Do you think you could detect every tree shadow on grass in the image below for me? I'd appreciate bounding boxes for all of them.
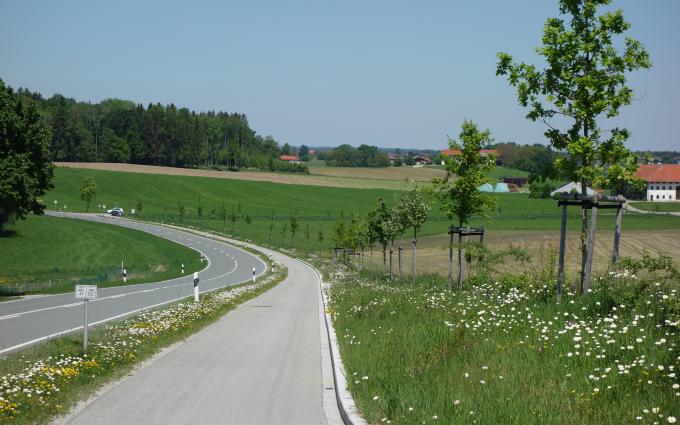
[0,229,18,238]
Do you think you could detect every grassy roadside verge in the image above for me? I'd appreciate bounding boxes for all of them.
[322,264,679,424]
[0,259,286,424]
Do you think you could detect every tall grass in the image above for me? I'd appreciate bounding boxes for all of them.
[324,262,679,424]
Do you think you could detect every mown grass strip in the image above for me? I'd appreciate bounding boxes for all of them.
[0,259,287,424]
[323,265,679,425]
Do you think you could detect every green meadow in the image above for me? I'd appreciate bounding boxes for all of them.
[0,214,202,295]
[43,167,680,254]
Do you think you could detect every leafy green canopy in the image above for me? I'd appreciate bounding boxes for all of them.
[79,176,97,212]
[0,79,54,230]
[496,0,651,189]
[429,121,497,226]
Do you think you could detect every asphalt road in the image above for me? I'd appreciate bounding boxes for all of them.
[0,213,267,355]
[59,254,332,425]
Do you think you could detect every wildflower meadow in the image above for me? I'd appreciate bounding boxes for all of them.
[325,262,679,424]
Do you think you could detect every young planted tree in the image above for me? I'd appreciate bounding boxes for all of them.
[381,215,402,278]
[289,210,299,249]
[228,207,239,233]
[79,176,97,212]
[178,203,186,221]
[395,189,431,283]
[304,224,311,252]
[332,210,347,261]
[429,120,497,289]
[496,0,650,293]
[317,227,324,257]
[367,199,391,273]
[219,201,227,233]
[269,211,275,244]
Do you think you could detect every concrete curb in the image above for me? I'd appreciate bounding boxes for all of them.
[301,260,369,425]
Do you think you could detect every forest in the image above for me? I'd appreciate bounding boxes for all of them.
[11,83,306,173]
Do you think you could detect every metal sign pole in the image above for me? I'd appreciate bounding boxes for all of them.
[83,299,89,353]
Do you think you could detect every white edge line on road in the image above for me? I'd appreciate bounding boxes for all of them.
[0,216,268,355]
[0,264,259,356]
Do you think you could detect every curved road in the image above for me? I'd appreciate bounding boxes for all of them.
[0,213,267,355]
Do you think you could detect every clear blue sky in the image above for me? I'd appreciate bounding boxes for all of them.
[1,0,678,150]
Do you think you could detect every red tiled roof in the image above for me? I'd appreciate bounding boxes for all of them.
[280,155,300,161]
[441,149,498,156]
[636,164,680,182]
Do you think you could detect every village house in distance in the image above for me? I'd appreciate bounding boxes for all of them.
[636,164,680,201]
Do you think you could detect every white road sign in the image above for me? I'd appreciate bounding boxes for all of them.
[75,285,98,300]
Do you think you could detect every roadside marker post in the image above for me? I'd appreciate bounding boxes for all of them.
[75,285,98,353]
[252,267,256,282]
[181,263,185,274]
[123,268,127,283]
[193,272,200,302]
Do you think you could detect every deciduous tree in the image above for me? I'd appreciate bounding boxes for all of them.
[496,0,651,293]
[79,176,97,212]
[0,79,53,232]
[429,120,496,289]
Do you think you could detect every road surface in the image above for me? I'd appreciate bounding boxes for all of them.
[59,253,334,425]
[0,213,266,355]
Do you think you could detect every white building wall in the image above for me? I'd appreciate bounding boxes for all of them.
[646,182,679,201]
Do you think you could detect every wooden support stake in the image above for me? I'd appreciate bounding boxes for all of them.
[612,205,622,267]
[448,226,454,290]
[583,200,598,293]
[557,200,568,302]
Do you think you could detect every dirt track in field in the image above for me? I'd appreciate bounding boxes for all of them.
[363,229,680,280]
[54,162,418,190]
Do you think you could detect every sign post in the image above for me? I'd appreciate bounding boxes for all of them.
[75,285,98,353]
[193,272,199,302]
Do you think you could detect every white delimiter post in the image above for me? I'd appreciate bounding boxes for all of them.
[123,268,127,283]
[252,267,256,282]
[181,263,185,274]
[193,272,199,302]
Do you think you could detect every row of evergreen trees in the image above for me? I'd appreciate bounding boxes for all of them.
[13,85,302,172]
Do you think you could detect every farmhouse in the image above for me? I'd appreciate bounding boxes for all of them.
[280,155,301,164]
[636,164,680,202]
[413,156,433,166]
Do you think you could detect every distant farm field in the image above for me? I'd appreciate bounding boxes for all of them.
[45,167,680,262]
[55,162,417,190]
[364,228,680,280]
[0,215,202,295]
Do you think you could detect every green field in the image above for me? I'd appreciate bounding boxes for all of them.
[630,201,680,213]
[0,214,203,295]
[44,167,680,254]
